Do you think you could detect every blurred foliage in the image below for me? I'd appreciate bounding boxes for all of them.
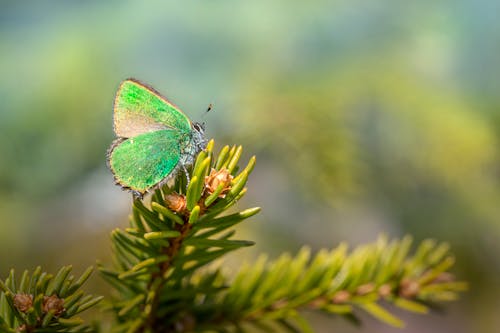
[239,64,499,242]
[0,1,498,332]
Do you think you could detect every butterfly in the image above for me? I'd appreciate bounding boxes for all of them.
[107,78,207,197]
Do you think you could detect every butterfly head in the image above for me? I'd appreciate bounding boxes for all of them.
[191,121,207,152]
[192,121,205,133]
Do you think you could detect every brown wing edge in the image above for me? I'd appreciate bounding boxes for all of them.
[112,78,189,138]
[106,137,184,199]
[116,78,184,115]
[106,137,144,198]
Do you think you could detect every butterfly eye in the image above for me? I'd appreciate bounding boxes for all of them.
[193,122,205,132]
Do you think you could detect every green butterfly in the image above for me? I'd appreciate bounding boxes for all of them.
[107,79,207,197]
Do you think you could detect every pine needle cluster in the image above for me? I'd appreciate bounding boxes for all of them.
[0,266,101,332]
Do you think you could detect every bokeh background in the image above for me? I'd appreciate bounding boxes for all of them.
[1,1,499,332]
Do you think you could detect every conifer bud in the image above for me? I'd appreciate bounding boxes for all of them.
[165,192,187,214]
[43,295,65,316]
[13,294,33,312]
[205,168,233,197]
[399,278,420,298]
[378,284,392,297]
[356,283,375,295]
[332,290,351,303]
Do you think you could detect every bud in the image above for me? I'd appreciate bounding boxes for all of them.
[164,192,187,214]
[399,278,420,298]
[378,284,392,298]
[309,297,327,309]
[204,168,233,198]
[13,294,33,312]
[332,290,351,303]
[43,295,65,316]
[356,283,375,295]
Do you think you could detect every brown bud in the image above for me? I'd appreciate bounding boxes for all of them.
[270,299,288,310]
[13,294,33,312]
[332,290,351,303]
[309,297,327,309]
[356,283,375,295]
[378,284,392,298]
[164,193,187,214]
[42,295,65,316]
[204,168,233,198]
[399,278,420,298]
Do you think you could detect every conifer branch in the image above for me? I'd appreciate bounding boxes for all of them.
[0,266,101,333]
[100,140,259,332]
[100,140,466,332]
[197,235,467,331]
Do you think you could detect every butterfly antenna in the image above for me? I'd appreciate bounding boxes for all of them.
[206,103,213,113]
[201,103,214,119]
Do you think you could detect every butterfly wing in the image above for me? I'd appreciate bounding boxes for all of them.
[108,129,184,193]
[113,78,192,138]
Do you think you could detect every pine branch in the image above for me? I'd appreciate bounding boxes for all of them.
[99,140,259,333]
[196,235,467,331]
[0,266,102,333]
[101,140,466,332]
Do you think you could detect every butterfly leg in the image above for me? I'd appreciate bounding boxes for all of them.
[182,163,191,184]
[131,190,144,200]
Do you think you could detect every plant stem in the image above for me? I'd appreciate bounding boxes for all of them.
[139,213,193,333]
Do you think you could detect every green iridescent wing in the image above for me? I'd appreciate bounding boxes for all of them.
[113,79,192,138]
[108,129,183,193]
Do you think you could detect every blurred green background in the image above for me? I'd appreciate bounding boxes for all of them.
[1,1,499,332]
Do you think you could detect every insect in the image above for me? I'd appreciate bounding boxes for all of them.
[107,78,207,197]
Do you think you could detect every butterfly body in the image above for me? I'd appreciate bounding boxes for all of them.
[107,79,206,196]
